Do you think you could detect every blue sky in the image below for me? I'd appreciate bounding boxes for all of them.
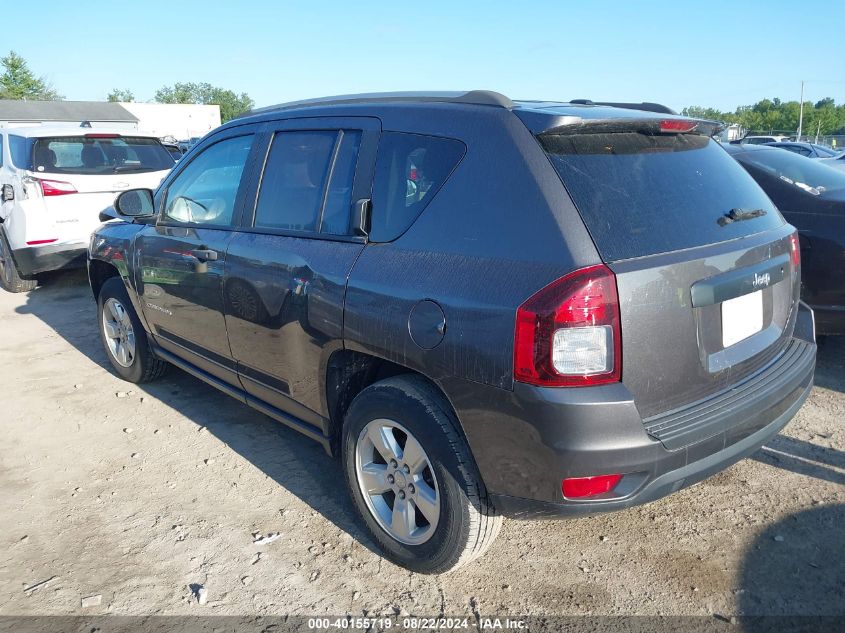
[6,0,845,111]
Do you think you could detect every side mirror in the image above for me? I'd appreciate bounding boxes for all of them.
[2,184,13,202]
[351,198,371,239]
[115,188,155,218]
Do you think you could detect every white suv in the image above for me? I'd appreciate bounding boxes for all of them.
[0,127,174,292]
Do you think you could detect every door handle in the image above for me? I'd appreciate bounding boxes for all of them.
[190,248,218,262]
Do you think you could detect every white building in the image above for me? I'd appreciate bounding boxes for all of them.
[0,100,221,141]
[118,102,220,140]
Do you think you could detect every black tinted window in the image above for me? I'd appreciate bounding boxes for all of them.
[783,145,812,157]
[540,133,784,261]
[370,133,465,242]
[254,131,336,231]
[164,134,254,226]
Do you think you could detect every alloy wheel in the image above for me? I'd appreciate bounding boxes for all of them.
[355,419,440,545]
[102,297,136,368]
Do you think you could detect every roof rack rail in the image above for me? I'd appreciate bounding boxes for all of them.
[569,99,677,115]
[243,90,513,118]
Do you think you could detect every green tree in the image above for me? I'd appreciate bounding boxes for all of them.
[680,106,732,122]
[106,88,134,102]
[154,81,253,122]
[684,97,845,137]
[0,51,62,100]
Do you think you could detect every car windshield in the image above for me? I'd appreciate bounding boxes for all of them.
[737,147,845,196]
[811,144,838,157]
[30,135,174,175]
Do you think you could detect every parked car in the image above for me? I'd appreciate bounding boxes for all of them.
[725,143,845,335]
[88,91,816,573]
[820,151,845,172]
[731,134,791,145]
[177,137,201,154]
[765,141,839,159]
[0,127,174,292]
[161,143,184,162]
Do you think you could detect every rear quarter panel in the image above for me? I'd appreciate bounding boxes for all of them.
[344,105,601,392]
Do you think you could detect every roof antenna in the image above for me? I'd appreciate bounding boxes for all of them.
[80,120,92,128]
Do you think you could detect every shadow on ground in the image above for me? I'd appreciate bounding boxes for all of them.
[15,269,378,555]
[753,435,845,486]
[737,503,845,630]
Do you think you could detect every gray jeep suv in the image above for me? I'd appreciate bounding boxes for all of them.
[88,91,816,573]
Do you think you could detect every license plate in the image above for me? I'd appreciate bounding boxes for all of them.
[722,290,763,347]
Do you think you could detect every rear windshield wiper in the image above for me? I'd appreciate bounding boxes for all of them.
[718,208,767,227]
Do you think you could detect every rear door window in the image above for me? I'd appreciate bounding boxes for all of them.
[252,129,362,235]
[321,131,361,235]
[370,133,465,242]
[30,136,174,174]
[539,133,784,261]
[254,131,337,232]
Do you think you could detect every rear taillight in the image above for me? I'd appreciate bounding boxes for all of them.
[563,474,622,499]
[514,264,622,387]
[789,232,801,267]
[38,179,78,197]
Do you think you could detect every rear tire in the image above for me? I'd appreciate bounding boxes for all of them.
[342,375,501,574]
[98,277,168,383]
[0,231,37,293]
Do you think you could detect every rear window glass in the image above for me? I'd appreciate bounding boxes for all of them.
[370,133,465,242]
[735,147,845,197]
[540,133,784,261]
[29,136,174,175]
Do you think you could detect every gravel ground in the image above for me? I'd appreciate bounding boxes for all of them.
[0,269,842,619]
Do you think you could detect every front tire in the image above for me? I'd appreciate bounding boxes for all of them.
[0,231,37,293]
[342,375,501,574]
[98,277,168,383]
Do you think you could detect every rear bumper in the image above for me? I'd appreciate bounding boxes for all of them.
[455,302,817,519]
[11,242,87,276]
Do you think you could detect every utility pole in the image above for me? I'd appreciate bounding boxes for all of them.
[815,120,821,144]
[797,80,805,141]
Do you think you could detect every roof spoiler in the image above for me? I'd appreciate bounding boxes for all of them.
[569,99,677,115]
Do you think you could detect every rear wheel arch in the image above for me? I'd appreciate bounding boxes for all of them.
[324,350,474,460]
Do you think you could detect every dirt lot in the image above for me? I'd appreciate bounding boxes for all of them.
[0,269,842,619]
